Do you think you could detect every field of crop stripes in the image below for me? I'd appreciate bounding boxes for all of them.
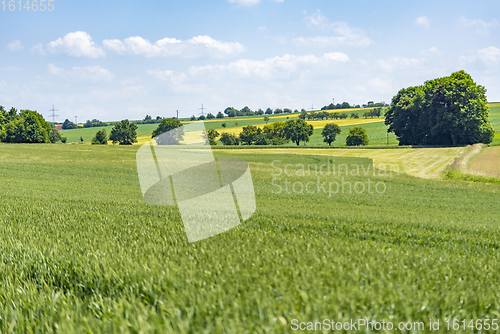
[1,144,500,333]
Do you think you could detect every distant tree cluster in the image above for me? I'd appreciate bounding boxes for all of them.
[321,101,359,110]
[221,106,299,118]
[362,101,389,108]
[84,119,107,128]
[134,115,164,124]
[385,70,494,146]
[216,119,313,146]
[0,106,64,143]
[362,108,382,118]
[62,119,78,130]
[320,101,388,110]
[299,111,349,121]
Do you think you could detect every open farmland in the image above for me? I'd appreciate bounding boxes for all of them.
[59,103,498,148]
[1,143,500,333]
[468,146,500,178]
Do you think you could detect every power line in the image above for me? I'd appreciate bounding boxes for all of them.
[198,104,206,116]
[49,105,58,123]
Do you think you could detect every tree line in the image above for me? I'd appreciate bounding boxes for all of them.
[0,106,65,143]
[209,120,368,147]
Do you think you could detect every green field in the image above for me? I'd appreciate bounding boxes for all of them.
[488,103,500,146]
[1,143,500,333]
[61,103,499,148]
[59,108,385,146]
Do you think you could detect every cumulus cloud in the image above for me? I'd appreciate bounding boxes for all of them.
[295,11,372,47]
[147,69,186,85]
[7,40,24,52]
[103,35,245,58]
[47,63,114,81]
[188,52,349,80]
[459,46,500,69]
[47,31,106,58]
[415,16,430,29]
[459,16,499,34]
[477,46,500,62]
[30,43,46,55]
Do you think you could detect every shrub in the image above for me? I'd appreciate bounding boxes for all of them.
[220,132,240,145]
[346,127,369,146]
[91,129,108,145]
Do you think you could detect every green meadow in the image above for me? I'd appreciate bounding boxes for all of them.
[60,103,499,147]
[1,143,500,333]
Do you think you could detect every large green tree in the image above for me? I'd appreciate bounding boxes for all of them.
[385,70,494,145]
[151,118,184,145]
[239,125,262,145]
[109,120,138,145]
[346,127,369,146]
[206,129,219,145]
[321,123,342,146]
[283,119,313,146]
[0,109,51,143]
[262,121,289,145]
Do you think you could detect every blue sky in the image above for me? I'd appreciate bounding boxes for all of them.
[1,0,499,122]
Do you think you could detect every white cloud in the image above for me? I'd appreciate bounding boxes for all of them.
[147,70,186,85]
[377,57,428,72]
[103,35,245,58]
[428,47,439,54]
[188,52,349,80]
[459,46,500,69]
[7,40,24,52]
[295,11,372,47]
[459,16,499,34]
[47,31,106,58]
[257,26,268,33]
[415,16,430,29]
[304,10,334,31]
[477,46,500,63]
[47,64,114,81]
[323,52,350,62]
[30,43,46,55]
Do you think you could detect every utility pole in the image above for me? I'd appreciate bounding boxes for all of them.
[49,105,58,123]
[199,104,206,116]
